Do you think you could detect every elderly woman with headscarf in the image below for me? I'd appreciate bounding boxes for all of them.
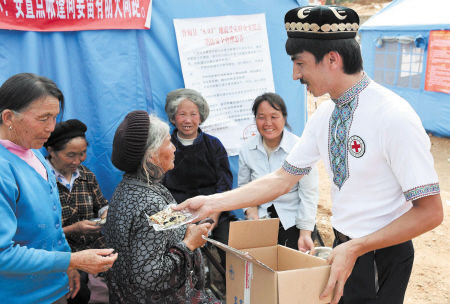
[162,89,235,268]
[0,73,117,304]
[45,119,110,304]
[104,110,220,304]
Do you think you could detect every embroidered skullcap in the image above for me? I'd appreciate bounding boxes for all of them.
[284,5,359,40]
[111,110,150,173]
[45,119,87,148]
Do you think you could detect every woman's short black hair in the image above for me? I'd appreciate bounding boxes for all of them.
[252,92,288,119]
[252,92,290,130]
[285,37,363,75]
[0,73,64,124]
[44,119,88,152]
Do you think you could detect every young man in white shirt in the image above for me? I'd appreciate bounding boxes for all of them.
[175,5,443,304]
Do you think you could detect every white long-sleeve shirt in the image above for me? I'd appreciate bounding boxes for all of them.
[238,130,319,231]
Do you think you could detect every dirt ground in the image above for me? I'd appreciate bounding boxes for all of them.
[307,2,450,297]
[310,2,450,303]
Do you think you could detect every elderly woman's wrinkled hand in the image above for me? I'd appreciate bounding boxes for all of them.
[66,269,80,299]
[183,223,211,251]
[76,220,103,234]
[69,248,118,275]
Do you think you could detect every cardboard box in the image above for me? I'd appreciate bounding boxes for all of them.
[206,218,332,304]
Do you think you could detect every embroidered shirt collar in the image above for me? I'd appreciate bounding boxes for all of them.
[332,73,370,107]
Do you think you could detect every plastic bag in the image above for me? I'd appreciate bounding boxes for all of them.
[89,206,109,225]
[145,204,198,231]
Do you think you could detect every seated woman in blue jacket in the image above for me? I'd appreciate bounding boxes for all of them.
[238,92,319,252]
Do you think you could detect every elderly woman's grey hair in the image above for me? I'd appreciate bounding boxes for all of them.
[165,88,210,123]
[138,115,170,182]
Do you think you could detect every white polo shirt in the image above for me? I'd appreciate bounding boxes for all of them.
[284,76,440,238]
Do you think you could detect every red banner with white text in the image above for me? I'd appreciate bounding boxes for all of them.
[0,0,151,31]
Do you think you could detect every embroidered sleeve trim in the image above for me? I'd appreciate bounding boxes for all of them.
[404,183,440,201]
[282,160,312,176]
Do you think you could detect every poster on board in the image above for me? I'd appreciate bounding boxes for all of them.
[174,13,275,156]
[425,30,450,94]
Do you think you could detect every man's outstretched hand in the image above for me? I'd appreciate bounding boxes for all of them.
[173,195,214,223]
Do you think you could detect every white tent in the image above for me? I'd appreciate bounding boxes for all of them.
[359,0,450,137]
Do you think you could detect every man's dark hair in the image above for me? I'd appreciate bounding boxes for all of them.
[285,38,363,74]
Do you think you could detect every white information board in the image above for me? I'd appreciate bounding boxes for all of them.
[174,14,275,155]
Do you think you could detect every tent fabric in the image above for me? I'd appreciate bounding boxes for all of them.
[359,0,450,138]
[0,0,309,204]
[361,0,450,30]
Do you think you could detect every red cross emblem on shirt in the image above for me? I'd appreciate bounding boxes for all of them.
[351,140,361,153]
[348,135,365,158]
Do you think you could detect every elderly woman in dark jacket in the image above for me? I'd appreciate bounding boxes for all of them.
[162,89,235,268]
[104,110,220,304]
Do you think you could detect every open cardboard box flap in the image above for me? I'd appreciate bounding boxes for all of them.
[229,218,279,249]
[203,236,274,272]
[205,218,333,303]
[203,218,280,272]
[204,218,328,272]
